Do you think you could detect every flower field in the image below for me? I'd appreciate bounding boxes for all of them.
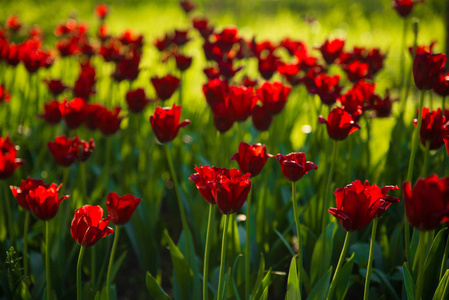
[1,0,449,299]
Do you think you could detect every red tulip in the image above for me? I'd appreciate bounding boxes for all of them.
[112,53,141,82]
[329,180,400,231]
[403,175,449,231]
[179,0,195,13]
[392,0,420,18]
[71,205,114,247]
[6,15,22,32]
[10,178,47,211]
[309,74,342,106]
[39,100,62,124]
[211,102,234,133]
[192,17,214,39]
[0,84,11,104]
[73,61,96,99]
[414,108,449,149]
[276,152,317,182]
[338,90,365,122]
[59,97,86,130]
[106,192,142,225]
[228,86,258,122]
[319,107,361,140]
[47,135,95,167]
[413,52,446,90]
[203,79,229,107]
[231,143,273,177]
[433,72,449,97]
[189,165,223,204]
[370,91,396,118]
[27,183,70,220]
[214,26,239,53]
[342,60,370,83]
[150,104,191,143]
[172,30,190,47]
[126,88,152,113]
[94,106,123,135]
[318,38,345,65]
[257,81,291,115]
[151,74,180,101]
[174,53,193,71]
[211,169,251,215]
[44,79,68,97]
[251,105,273,132]
[95,3,109,19]
[0,136,23,179]
[258,53,280,80]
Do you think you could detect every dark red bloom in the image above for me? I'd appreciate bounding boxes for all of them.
[71,205,114,247]
[0,84,11,104]
[240,76,258,88]
[342,60,370,83]
[218,61,243,80]
[276,152,317,182]
[257,81,291,115]
[277,63,301,86]
[228,86,258,122]
[174,53,192,71]
[59,97,86,129]
[151,74,180,101]
[106,192,142,225]
[409,41,437,57]
[44,79,68,97]
[279,37,308,56]
[329,180,400,231]
[47,135,95,167]
[27,183,70,220]
[126,88,151,113]
[214,26,239,53]
[392,0,420,18]
[319,107,361,140]
[6,15,22,32]
[203,66,221,80]
[258,53,280,80]
[112,52,141,82]
[414,108,449,149]
[0,136,23,179]
[179,0,195,13]
[192,17,214,39]
[203,79,228,107]
[95,106,123,136]
[404,174,449,231]
[231,142,273,177]
[318,38,345,65]
[10,178,47,211]
[211,169,251,215]
[338,90,365,122]
[189,165,222,204]
[73,61,96,99]
[172,30,190,47]
[309,74,342,106]
[95,3,109,19]
[370,91,396,118]
[251,105,273,132]
[433,72,449,97]
[211,102,234,133]
[413,52,447,90]
[83,103,102,130]
[150,104,191,143]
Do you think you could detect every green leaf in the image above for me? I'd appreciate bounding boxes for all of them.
[424,228,447,271]
[310,223,337,285]
[252,253,265,296]
[258,286,269,300]
[275,229,295,256]
[334,252,355,300]
[285,256,299,300]
[403,262,415,300]
[163,230,193,300]
[221,268,232,300]
[231,254,243,300]
[253,269,272,300]
[99,285,116,300]
[306,267,332,300]
[433,269,449,300]
[371,269,400,300]
[146,272,171,300]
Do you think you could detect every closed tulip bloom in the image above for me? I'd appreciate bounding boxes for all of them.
[203,79,229,107]
[0,136,24,179]
[59,97,86,130]
[309,74,342,106]
[27,183,70,220]
[276,152,317,182]
[329,180,400,231]
[404,175,449,231]
[44,79,67,97]
[189,165,224,204]
[71,205,114,247]
[414,108,449,149]
[40,100,62,125]
[251,105,273,132]
[211,169,251,215]
[257,81,291,115]
[211,102,234,133]
[174,53,193,71]
[151,74,180,101]
[106,192,142,225]
[95,3,109,19]
[392,0,420,18]
[10,178,47,210]
[228,86,258,122]
[180,0,195,13]
[48,135,95,166]
[126,88,152,113]
[433,72,449,97]
[95,106,123,135]
[413,52,447,90]
[318,38,345,65]
[319,107,361,140]
[342,60,370,83]
[231,142,273,177]
[150,104,191,143]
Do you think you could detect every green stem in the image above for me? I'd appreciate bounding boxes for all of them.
[106,226,120,300]
[415,231,429,300]
[203,204,215,300]
[421,140,430,177]
[322,140,338,233]
[217,214,230,300]
[327,231,352,300]
[4,182,15,245]
[245,188,252,300]
[399,18,408,93]
[363,218,378,300]
[164,143,191,264]
[404,90,426,268]
[46,221,51,300]
[80,162,88,202]
[439,228,449,280]
[77,246,86,300]
[23,211,30,279]
[292,181,303,299]
[365,117,371,177]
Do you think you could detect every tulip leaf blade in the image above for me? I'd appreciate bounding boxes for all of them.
[402,262,415,300]
[253,268,272,300]
[306,267,332,300]
[424,228,447,271]
[433,269,449,300]
[252,253,265,296]
[145,271,172,300]
[285,256,299,300]
[334,252,355,300]
[310,222,337,285]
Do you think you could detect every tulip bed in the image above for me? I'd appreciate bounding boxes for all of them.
[1,1,449,300]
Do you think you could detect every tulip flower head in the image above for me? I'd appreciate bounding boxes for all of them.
[276,152,317,182]
[150,104,191,143]
[189,165,225,204]
[126,88,152,113]
[403,175,449,231]
[151,74,180,101]
[71,205,114,247]
[257,81,291,115]
[413,52,446,90]
[27,183,70,221]
[318,38,345,65]
[329,180,400,231]
[231,143,273,177]
[10,178,47,211]
[106,192,142,225]
[319,107,361,140]
[414,108,449,149]
[392,0,422,18]
[47,135,95,167]
[0,136,23,179]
